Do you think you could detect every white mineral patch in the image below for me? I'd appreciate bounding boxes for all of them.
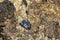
[0,0,3,2]
[17,16,23,23]
[13,0,22,11]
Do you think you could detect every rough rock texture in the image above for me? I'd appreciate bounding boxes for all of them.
[0,0,60,40]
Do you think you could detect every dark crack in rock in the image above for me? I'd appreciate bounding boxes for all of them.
[22,0,27,7]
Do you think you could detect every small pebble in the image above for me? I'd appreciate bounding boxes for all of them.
[19,20,31,30]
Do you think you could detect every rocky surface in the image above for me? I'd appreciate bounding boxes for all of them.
[0,0,60,40]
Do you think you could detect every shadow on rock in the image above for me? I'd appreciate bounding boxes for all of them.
[0,0,16,40]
